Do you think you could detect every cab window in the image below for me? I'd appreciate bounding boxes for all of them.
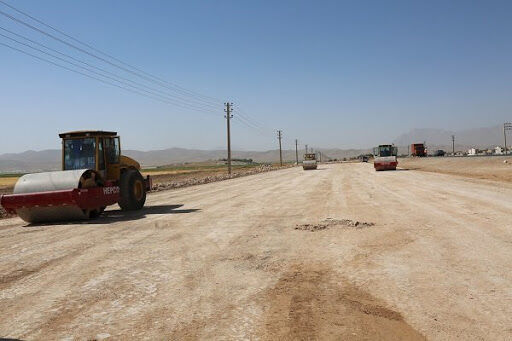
[64,138,96,170]
[105,137,120,163]
[98,138,105,170]
[379,146,392,157]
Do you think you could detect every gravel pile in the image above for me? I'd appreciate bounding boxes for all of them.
[295,218,375,232]
[151,165,290,192]
[324,218,375,228]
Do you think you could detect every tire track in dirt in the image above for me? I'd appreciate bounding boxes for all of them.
[0,246,93,290]
[259,263,425,340]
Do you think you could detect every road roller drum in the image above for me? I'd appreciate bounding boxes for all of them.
[11,170,103,223]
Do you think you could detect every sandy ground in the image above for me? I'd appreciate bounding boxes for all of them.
[399,156,512,182]
[1,163,512,340]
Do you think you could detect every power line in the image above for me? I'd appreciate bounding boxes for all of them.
[234,113,262,130]
[228,105,277,138]
[0,30,222,113]
[0,1,303,149]
[0,41,220,116]
[0,6,222,109]
[237,106,298,144]
[236,115,274,137]
[0,0,223,106]
[0,32,283,141]
[236,107,273,131]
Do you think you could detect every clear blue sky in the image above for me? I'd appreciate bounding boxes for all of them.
[1,0,511,153]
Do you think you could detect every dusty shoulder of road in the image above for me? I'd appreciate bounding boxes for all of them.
[399,156,512,182]
[146,164,292,192]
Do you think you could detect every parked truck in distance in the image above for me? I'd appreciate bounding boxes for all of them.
[410,143,426,157]
[303,153,318,170]
[373,145,398,171]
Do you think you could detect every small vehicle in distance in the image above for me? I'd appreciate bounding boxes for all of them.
[303,153,318,170]
[373,145,398,171]
[410,143,427,157]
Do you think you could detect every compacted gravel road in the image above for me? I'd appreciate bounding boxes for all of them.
[1,163,511,340]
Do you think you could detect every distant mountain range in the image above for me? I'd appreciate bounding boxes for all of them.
[0,147,370,173]
[0,124,507,173]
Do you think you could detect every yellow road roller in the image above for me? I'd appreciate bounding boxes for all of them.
[0,131,152,223]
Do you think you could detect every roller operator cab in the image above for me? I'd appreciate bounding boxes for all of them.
[0,131,152,223]
[373,145,398,171]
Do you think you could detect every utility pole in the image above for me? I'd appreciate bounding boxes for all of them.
[305,144,308,153]
[451,135,455,155]
[224,102,233,175]
[277,130,283,166]
[295,139,299,165]
[505,123,512,155]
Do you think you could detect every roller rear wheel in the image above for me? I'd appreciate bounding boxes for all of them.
[118,169,146,210]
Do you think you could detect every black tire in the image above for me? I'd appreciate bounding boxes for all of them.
[89,208,102,219]
[118,169,146,211]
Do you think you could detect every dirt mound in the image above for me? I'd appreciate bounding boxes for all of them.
[294,223,329,231]
[325,218,375,228]
[295,218,375,232]
[260,263,424,340]
[151,165,291,192]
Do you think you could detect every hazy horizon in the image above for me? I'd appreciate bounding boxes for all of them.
[0,122,506,156]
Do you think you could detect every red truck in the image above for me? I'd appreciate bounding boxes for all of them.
[410,143,426,157]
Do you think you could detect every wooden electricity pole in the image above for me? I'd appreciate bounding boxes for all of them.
[295,139,299,165]
[504,123,512,155]
[451,135,455,155]
[277,130,283,166]
[224,102,233,175]
[505,126,507,155]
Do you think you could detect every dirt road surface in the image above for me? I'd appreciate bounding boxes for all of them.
[1,163,511,340]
